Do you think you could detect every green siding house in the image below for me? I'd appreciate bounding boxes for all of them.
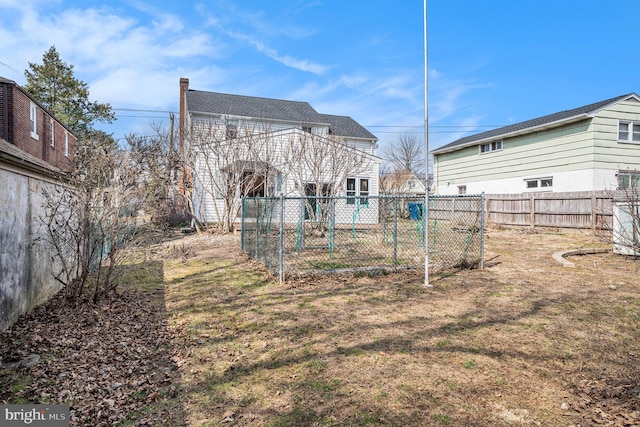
[432,93,640,195]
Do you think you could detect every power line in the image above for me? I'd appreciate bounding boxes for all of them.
[110,107,505,133]
[116,115,172,119]
[366,125,503,129]
[113,108,176,114]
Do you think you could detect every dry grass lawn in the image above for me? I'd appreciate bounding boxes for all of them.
[160,227,640,426]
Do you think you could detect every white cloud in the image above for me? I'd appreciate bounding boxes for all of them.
[225,30,328,75]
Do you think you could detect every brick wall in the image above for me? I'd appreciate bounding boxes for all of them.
[0,80,76,172]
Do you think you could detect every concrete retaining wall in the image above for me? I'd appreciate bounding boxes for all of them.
[0,165,63,331]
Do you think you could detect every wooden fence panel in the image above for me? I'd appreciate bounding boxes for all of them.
[485,191,614,230]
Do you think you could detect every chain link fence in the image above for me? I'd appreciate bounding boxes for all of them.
[241,195,484,282]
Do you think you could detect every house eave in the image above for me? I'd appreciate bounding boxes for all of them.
[432,113,592,156]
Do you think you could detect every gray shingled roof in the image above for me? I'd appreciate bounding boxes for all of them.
[318,114,377,140]
[186,90,377,140]
[433,93,639,154]
[186,90,325,124]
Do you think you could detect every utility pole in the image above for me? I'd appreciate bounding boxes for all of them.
[424,0,431,287]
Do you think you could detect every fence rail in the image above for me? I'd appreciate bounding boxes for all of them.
[485,191,614,229]
[241,195,485,282]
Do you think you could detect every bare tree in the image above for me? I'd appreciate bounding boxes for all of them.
[286,130,373,229]
[40,136,145,302]
[384,133,424,175]
[185,117,291,233]
[126,122,187,229]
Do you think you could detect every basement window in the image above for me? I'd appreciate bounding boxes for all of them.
[618,170,640,190]
[525,177,553,189]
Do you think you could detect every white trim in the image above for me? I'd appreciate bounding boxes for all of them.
[64,131,69,157]
[345,177,369,205]
[524,176,553,191]
[618,119,640,144]
[29,102,39,140]
[478,140,503,154]
[50,118,55,147]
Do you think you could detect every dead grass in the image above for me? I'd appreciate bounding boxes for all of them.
[160,226,640,426]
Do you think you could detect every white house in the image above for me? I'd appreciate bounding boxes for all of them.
[432,93,640,195]
[178,78,380,228]
[380,171,426,197]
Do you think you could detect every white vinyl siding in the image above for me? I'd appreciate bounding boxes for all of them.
[189,122,379,224]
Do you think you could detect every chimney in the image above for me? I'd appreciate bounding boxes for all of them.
[179,77,189,154]
[178,78,189,198]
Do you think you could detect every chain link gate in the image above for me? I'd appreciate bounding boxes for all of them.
[241,194,484,282]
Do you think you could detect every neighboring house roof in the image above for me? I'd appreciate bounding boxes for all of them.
[186,90,325,124]
[433,93,640,155]
[318,114,377,140]
[185,89,377,141]
[0,76,78,138]
[0,137,64,177]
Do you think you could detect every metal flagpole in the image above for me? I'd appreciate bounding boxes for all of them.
[424,0,431,287]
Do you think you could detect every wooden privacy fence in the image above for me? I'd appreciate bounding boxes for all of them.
[485,191,614,229]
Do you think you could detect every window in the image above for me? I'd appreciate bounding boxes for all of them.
[525,177,553,189]
[618,121,640,143]
[226,120,238,139]
[458,185,467,195]
[50,119,55,147]
[30,102,38,140]
[346,178,369,205]
[359,178,369,204]
[64,131,69,157]
[479,140,502,153]
[346,178,356,204]
[618,170,640,190]
[302,126,312,133]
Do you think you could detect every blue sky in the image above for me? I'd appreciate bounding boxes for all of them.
[1,0,639,156]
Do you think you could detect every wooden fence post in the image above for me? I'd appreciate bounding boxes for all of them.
[529,193,535,227]
[591,192,596,231]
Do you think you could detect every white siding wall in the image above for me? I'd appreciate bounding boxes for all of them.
[189,115,379,224]
[436,168,619,195]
